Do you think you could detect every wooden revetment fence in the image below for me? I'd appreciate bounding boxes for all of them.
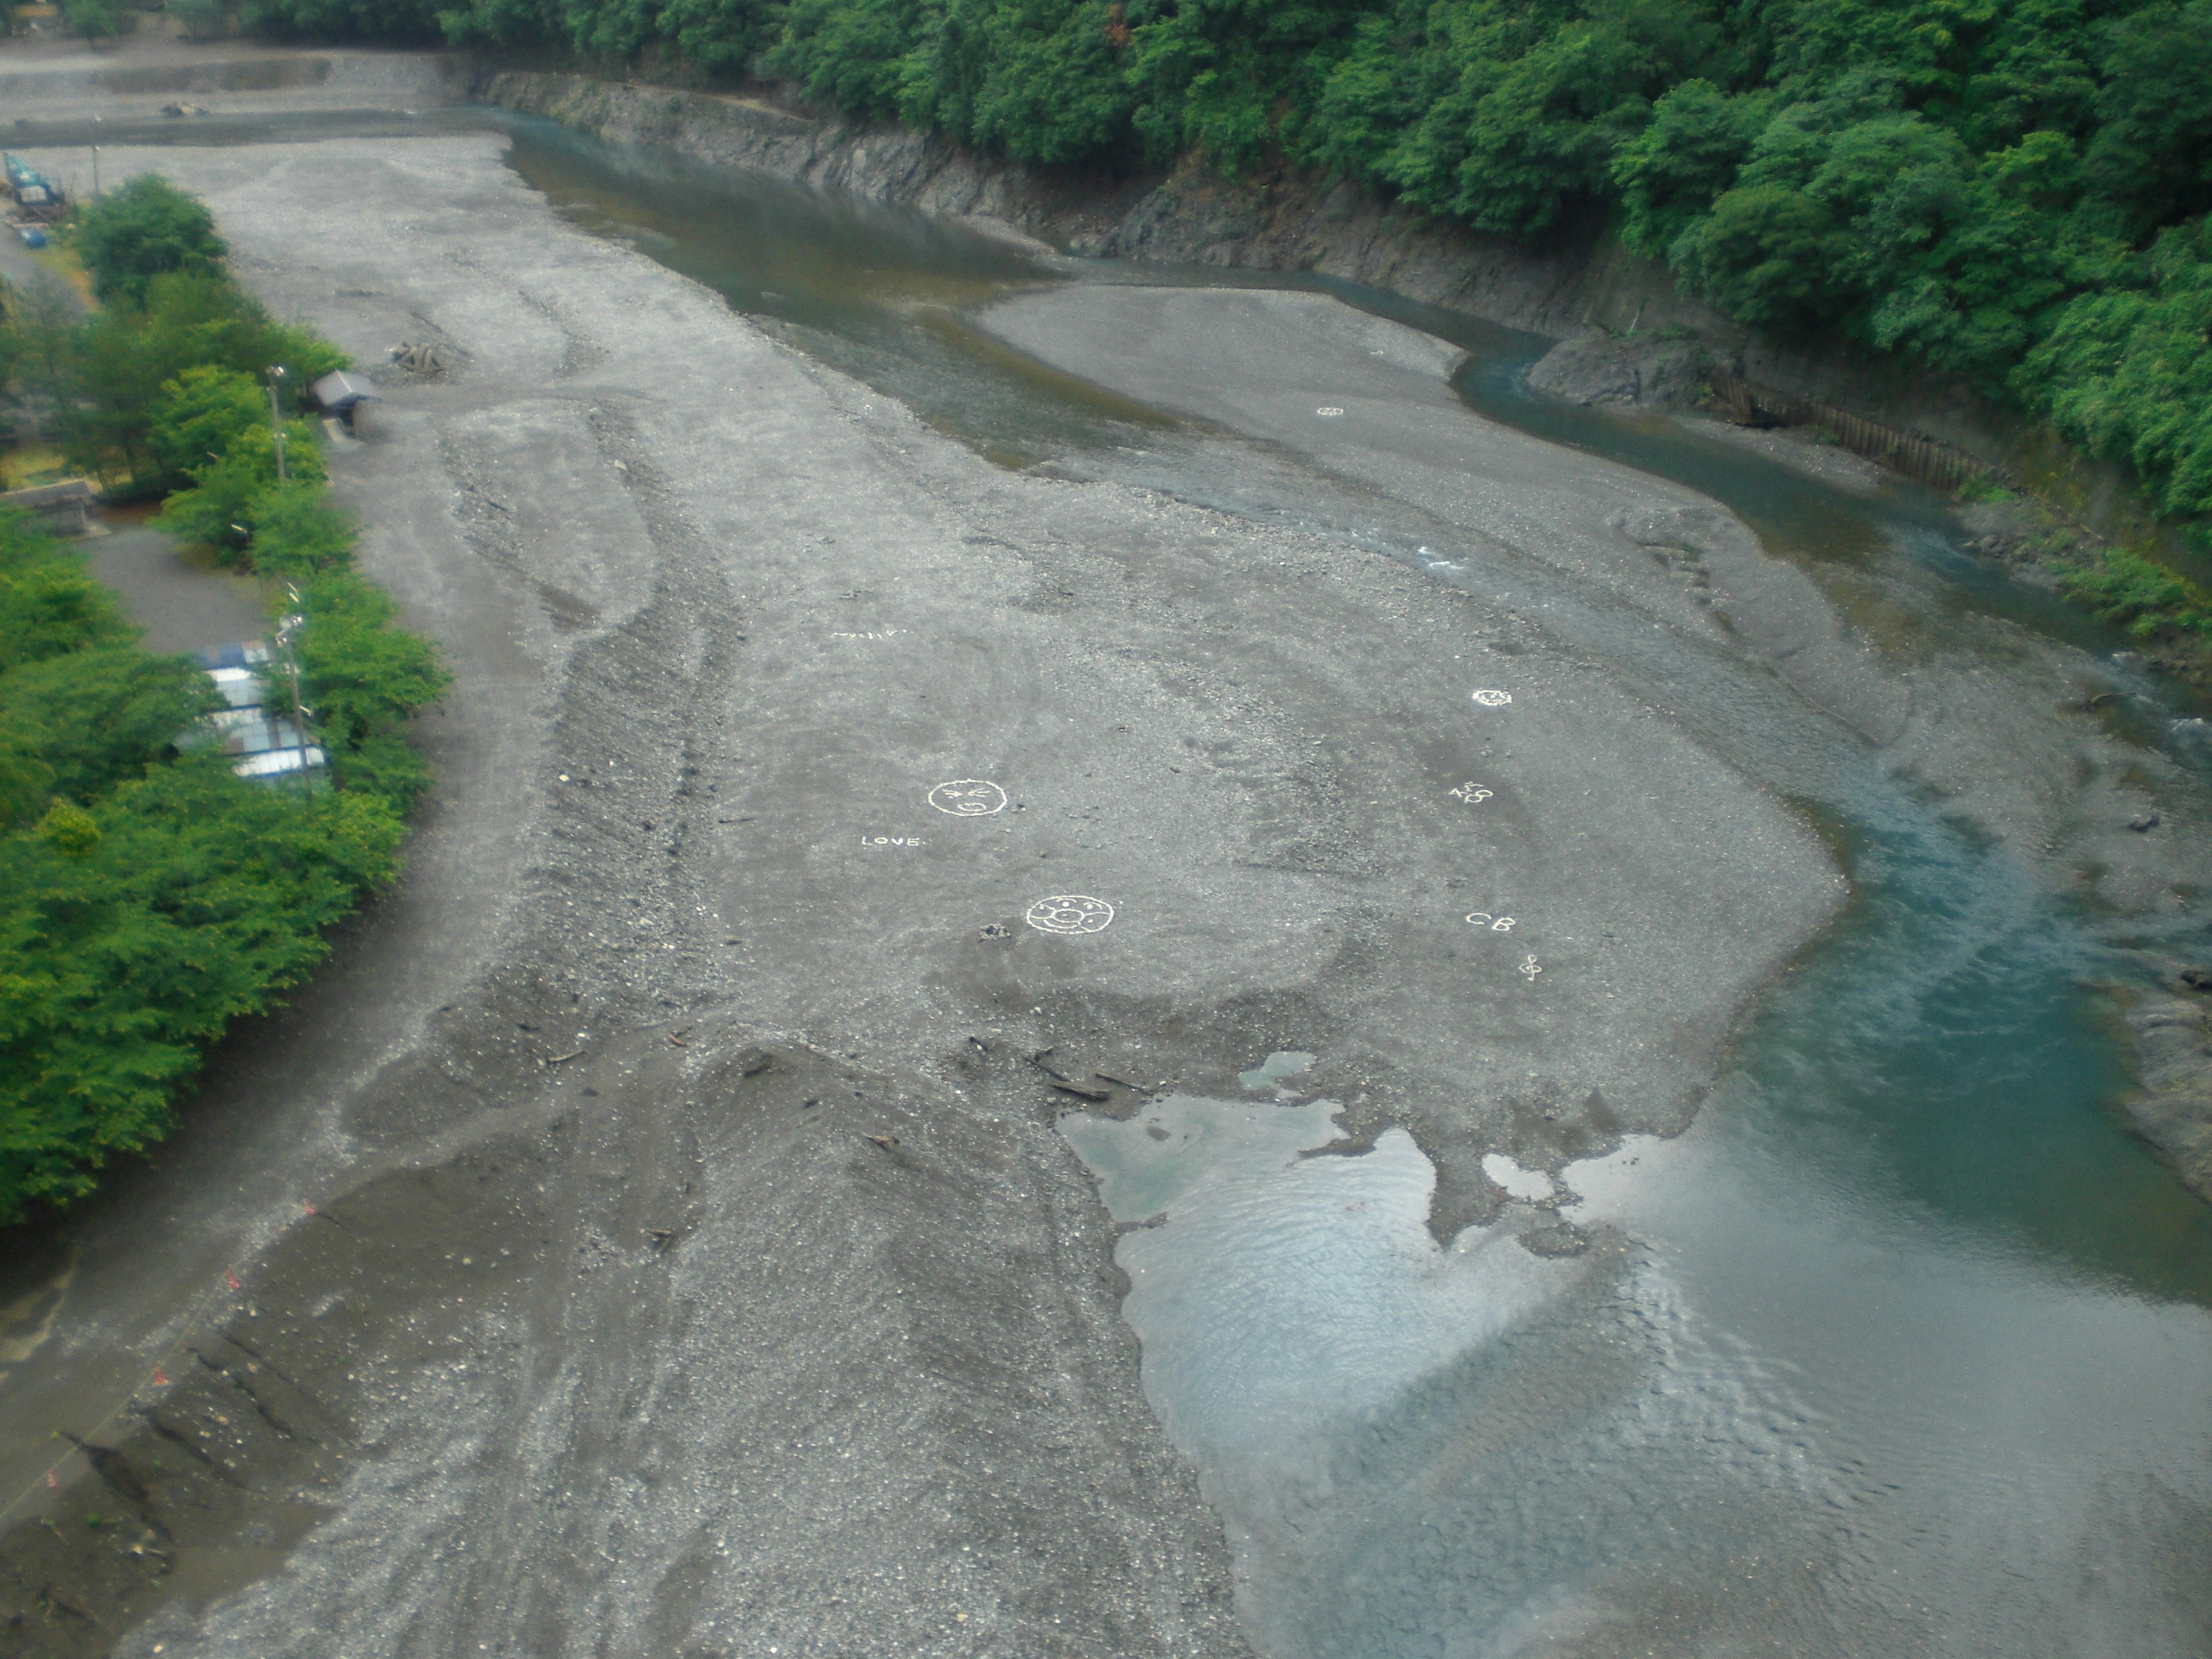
[1707,370,2002,494]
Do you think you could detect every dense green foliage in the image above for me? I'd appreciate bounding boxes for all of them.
[2019,215,2212,540]
[2058,542,2212,640]
[0,513,409,1221]
[60,0,126,41]
[243,0,444,38]
[75,177,231,308]
[240,0,2212,575]
[6,264,344,499]
[0,180,451,1222]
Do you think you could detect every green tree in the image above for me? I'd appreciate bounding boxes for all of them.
[0,757,404,1221]
[656,0,782,74]
[75,176,230,308]
[900,0,1139,167]
[0,514,130,662]
[155,419,326,559]
[242,0,444,37]
[245,478,357,579]
[294,571,452,806]
[61,0,124,42]
[0,648,216,827]
[1614,78,1771,257]
[171,0,229,40]
[146,366,270,488]
[766,0,931,117]
[2019,216,2212,532]
[2080,1,2212,239]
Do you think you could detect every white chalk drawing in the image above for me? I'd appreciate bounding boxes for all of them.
[860,836,928,847]
[1316,407,1346,418]
[1449,782,1493,804]
[929,779,1009,817]
[1026,895,1116,935]
[1519,954,1543,980]
[1464,912,1517,931]
[829,630,908,640]
[1471,689,1513,707]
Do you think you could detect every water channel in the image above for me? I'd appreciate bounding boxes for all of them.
[56,109,2212,1654]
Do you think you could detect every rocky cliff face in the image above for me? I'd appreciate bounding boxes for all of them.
[2126,978,2212,1200]
[476,70,1722,368]
[477,69,2036,453]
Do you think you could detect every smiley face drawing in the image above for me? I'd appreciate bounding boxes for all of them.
[1470,689,1513,708]
[928,779,1009,816]
[1025,895,1115,935]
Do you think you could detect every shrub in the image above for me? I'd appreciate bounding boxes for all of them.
[74,177,229,308]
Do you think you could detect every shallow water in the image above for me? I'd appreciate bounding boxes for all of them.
[480,115,2212,1656]
[1067,816,2212,1655]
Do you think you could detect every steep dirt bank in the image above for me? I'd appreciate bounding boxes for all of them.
[476,68,2028,461]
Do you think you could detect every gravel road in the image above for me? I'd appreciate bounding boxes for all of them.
[0,135,1847,1656]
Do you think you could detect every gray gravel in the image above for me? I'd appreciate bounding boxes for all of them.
[0,131,1981,1659]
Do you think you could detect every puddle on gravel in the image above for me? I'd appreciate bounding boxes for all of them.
[1062,1099,1578,1461]
[1237,1051,1316,1093]
[1068,1041,2212,1659]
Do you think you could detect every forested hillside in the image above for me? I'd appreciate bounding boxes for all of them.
[248,0,2212,562]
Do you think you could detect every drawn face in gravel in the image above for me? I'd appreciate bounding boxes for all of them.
[1025,895,1115,934]
[928,779,1007,816]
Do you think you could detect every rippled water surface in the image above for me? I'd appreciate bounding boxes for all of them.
[488,115,2212,1658]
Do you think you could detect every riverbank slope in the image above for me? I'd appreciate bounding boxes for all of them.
[477,67,2031,465]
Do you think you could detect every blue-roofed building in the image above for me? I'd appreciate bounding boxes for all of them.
[180,643,328,786]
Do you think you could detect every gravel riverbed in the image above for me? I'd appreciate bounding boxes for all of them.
[2,124,2206,1657]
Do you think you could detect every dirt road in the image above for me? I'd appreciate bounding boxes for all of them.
[0,134,1845,1655]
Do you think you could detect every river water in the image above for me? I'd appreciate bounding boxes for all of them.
[489,118,2212,1657]
[56,109,2210,1654]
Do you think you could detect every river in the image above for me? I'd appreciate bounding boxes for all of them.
[487,115,2212,1657]
[20,105,2212,1654]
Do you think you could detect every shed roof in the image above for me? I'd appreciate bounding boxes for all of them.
[310,370,381,411]
[1,478,94,509]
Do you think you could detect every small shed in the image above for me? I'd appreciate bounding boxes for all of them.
[186,655,327,786]
[1,478,96,536]
[310,371,381,421]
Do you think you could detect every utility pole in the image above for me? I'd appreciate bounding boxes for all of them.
[276,590,314,801]
[266,365,288,482]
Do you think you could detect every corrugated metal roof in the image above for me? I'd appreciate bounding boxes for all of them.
[310,370,381,411]
[185,650,326,785]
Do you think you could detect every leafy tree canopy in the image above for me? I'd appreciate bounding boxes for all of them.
[75,176,230,307]
[0,184,446,1226]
